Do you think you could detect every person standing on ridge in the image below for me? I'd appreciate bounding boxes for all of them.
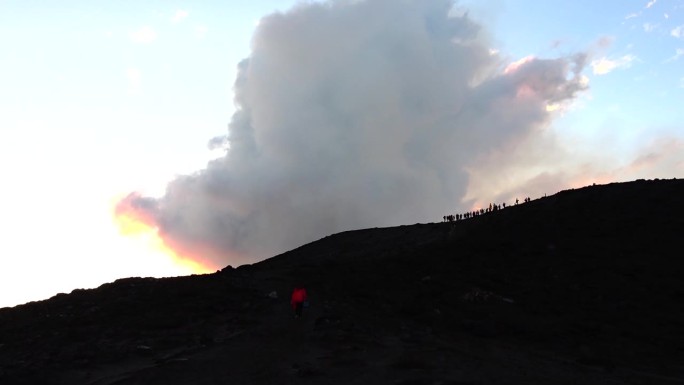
[291,286,308,318]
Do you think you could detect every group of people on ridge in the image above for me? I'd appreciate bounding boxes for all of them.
[443,196,533,222]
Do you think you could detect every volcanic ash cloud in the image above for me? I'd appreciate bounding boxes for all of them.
[121,0,588,268]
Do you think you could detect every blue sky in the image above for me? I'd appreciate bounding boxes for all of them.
[0,0,682,308]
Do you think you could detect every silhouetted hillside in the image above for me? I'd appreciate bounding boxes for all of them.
[1,179,683,384]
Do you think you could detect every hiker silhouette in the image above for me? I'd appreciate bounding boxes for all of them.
[291,286,308,318]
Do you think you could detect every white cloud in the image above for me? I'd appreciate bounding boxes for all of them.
[643,23,658,32]
[665,48,684,62]
[664,13,669,19]
[171,10,189,23]
[625,12,640,20]
[645,0,657,8]
[672,25,683,38]
[591,55,637,75]
[129,26,157,44]
[504,55,535,74]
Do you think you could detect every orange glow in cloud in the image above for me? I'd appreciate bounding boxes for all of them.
[504,55,535,74]
[113,195,214,275]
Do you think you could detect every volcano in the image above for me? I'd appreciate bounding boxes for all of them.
[1,179,682,384]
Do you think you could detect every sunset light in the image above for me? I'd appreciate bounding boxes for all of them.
[113,197,214,276]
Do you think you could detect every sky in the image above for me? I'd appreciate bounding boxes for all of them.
[1,0,682,308]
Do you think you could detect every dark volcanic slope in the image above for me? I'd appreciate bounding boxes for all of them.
[1,179,683,385]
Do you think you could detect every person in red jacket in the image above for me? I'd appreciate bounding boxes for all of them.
[291,286,308,318]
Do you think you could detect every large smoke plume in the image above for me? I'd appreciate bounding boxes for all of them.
[119,0,588,268]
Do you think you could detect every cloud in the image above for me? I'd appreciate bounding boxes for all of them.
[504,55,535,74]
[464,132,684,208]
[622,138,684,177]
[643,22,658,32]
[594,36,614,50]
[625,0,659,20]
[591,55,636,75]
[672,25,683,38]
[171,10,189,23]
[121,0,589,268]
[665,48,684,62]
[129,26,157,44]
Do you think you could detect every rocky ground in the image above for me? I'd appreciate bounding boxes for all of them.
[1,179,683,384]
